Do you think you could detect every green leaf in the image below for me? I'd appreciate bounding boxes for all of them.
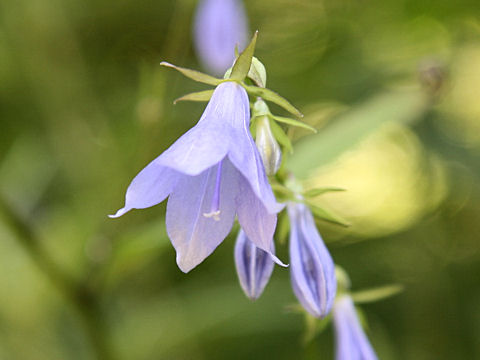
[303,187,346,198]
[271,115,316,132]
[351,284,404,304]
[173,90,214,104]
[229,31,258,81]
[160,62,222,86]
[269,118,293,153]
[288,89,429,178]
[244,85,303,118]
[306,201,350,227]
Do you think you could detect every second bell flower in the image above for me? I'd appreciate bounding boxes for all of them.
[288,202,337,318]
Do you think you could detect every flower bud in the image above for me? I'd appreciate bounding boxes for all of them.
[193,0,249,76]
[288,202,337,318]
[234,229,275,300]
[255,116,282,176]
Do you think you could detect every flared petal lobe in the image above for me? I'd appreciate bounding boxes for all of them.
[194,0,248,75]
[109,163,180,218]
[166,159,238,273]
[288,203,337,318]
[333,296,378,360]
[234,230,275,300]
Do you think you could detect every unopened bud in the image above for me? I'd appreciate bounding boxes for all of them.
[234,229,275,300]
[255,115,282,175]
[288,202,337,318]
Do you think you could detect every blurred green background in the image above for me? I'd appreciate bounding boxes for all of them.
[1,0,479,359]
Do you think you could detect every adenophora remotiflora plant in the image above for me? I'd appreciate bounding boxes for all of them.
[111,25,402,357]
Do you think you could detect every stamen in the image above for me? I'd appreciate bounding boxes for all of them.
[203,161,223,221]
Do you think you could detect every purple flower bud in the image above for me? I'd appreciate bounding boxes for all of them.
[288,202,336,318]
[193,0,249,76]
[110,81,284,273]
[234,229,275,300]
[333,296,378,360]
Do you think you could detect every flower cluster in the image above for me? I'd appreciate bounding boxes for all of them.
[110,1,398,357]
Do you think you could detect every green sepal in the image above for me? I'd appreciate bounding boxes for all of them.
[351,284,404,304]
[271,115,316,132]
[303,187,346,198]
[173,89,214,104]
[249,116,257,139]
[244,85,303,118]
[306,201,350,227]
[229,31,258,81]
[270,183,295,200]
[302,313,332,344]
[248,57,267,88]
[160,62,222,86]
[335,266,351,292]
[268,118,293,153]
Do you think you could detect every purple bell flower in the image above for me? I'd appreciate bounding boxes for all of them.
[110,81,284,273]
[193,0,249,76]
[333,295,378,360]
[234,229,275,300]
[288,202,336,318]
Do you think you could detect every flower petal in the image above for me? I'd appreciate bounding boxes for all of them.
[156,82,246,176]
[333,296,378,360]
[109,161,180,218]
[227,119,283,214]
[288,203,336,318]
[234,229,275,300]
[236,175,287,267]
[193,0,248,76]
[166,159,238,272]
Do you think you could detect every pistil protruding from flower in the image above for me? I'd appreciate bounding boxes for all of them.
[203,161,223,221]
